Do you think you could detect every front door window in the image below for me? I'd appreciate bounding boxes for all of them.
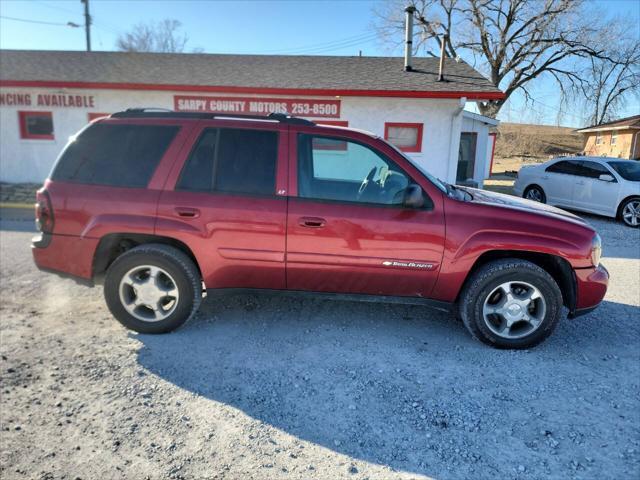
[297,134,411,206]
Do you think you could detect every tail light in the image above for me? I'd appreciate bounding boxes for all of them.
[35,188,54,234]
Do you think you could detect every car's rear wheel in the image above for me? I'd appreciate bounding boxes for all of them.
[523,185,546,203]
[619,197,640,228]
[104,244,202,333]
[459,259,562,349]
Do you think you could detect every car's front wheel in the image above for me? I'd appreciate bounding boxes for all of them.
[459,259,563,349]
[104,244,202,334]
[523,185,546,203]
[619,197,640,228]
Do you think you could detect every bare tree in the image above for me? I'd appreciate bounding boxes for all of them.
[374,0,632,119]
[116,19,189,53]
[580,41,640,126]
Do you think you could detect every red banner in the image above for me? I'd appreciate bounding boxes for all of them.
[174,95,340,118]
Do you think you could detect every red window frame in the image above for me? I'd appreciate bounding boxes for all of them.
[18,111,54,140]
[88,112,110,122]
[384,122,423,152]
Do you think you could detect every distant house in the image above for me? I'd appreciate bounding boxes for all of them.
[577,114,640,159]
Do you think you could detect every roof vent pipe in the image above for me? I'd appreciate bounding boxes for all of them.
[438,34,448,81]
[404,5,416,72]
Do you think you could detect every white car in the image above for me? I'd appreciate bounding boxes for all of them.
[513,156,640,227]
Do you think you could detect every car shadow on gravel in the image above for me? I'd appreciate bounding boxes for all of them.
[134,294,640,477]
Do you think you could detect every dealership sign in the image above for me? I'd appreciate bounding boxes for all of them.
[0,92,95,108]
[174,95,340,118]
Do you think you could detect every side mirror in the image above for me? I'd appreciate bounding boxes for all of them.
[403,184,425,208]
[598,174,615,182]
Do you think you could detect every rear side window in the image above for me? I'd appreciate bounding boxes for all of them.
[177,128,278,196]
[546,160,581,175]
[51,124,179,188]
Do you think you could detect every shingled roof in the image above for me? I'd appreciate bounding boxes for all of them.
[0,50,503,99]
[577,114,640,133]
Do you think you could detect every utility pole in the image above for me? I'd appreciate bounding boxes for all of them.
[81,0,91,51]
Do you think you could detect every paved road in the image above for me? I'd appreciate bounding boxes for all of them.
[0,214,638,479]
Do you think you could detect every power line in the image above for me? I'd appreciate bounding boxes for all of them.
[0,15,79,27]
[33,0,121,35]
[253,32,377,55]
[33,0,80,15]
[285,35,379,55]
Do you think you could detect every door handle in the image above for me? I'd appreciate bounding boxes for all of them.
[542,175,549,180]
[175,207,200,218]
[299,217,326,228]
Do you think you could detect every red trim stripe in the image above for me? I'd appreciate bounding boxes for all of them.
[0,80,505,100]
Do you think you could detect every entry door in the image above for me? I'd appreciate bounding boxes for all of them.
[572,161,620,215]
[155,122,289,289]
[286,132,445,298]
[457,132,477,183]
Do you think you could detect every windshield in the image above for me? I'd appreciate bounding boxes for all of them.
[608,161,640,181]
[385,140,450,194]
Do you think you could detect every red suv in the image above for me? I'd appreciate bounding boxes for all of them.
[32,110,608,349]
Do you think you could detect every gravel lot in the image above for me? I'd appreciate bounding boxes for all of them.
[1,213,639,480]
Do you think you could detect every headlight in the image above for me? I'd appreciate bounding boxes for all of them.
[591,233,602,267]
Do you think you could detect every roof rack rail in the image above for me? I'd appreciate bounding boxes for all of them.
[110,109,315,125]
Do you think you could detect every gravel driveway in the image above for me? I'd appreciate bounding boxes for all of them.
[1,214,639,480]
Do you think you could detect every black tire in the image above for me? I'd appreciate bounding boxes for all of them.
[104,244,202,334]
[523,185,546,203]
[618,197,640,228]
[458,259,562,349]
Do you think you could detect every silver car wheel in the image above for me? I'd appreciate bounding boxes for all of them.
[622,200,640,227]
[482,281,546,339]
[525,188,543,202]
[118,265,179,322]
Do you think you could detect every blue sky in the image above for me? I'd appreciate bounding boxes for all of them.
[1,0,638,127]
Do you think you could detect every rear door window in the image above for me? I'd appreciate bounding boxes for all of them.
[52,124,179,188]
[545,160,581,175]
[177,128,278,196]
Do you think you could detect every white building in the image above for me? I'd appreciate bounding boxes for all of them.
[0,50,501,185]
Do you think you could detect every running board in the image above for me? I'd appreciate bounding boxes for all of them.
[204,288,453,313]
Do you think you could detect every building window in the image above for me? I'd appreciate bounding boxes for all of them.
[384,123,423,152]
[18,111,54,140]
[595,133,603,145]
[88,113,110,122]
[313,121,349,151]
[611,131,617,145]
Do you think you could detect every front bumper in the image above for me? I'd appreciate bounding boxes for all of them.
[569,264,609,318]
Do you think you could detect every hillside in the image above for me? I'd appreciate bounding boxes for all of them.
[492,122,584,175]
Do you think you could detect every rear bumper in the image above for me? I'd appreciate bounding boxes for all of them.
[570,264,609,317]
[32,233,97,287]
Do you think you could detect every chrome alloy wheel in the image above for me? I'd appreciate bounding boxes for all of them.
[622,200,640,227]
[525,188,543,202]
[118,265,179,322]
[482,281,546,339]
